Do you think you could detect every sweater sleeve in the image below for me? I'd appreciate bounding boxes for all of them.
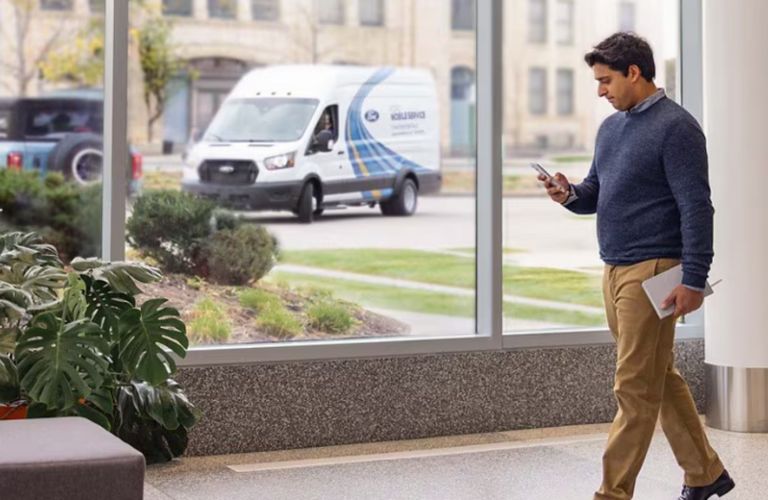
[564,158,599,214]
[662,118,715,288]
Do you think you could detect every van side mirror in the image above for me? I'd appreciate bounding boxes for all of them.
[314,129,334,153]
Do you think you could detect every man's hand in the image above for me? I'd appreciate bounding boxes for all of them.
[661,285,704,317]
[538,173,571,204]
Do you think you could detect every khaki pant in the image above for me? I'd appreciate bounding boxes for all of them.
[594,258,724,500]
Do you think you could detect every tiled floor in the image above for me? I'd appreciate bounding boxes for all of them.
[145,423,767,499]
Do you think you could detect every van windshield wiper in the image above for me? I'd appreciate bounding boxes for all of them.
[205,133,225,142]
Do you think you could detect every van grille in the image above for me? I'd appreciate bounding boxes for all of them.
[199,160,257,185]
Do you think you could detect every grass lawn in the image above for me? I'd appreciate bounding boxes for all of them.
[279,249,603,307]
[268,271,605,327]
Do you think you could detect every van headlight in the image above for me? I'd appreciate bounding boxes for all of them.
[264,152,296,170]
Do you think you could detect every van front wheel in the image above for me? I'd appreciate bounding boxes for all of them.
[380,178,418,216]
[296,182,315,223]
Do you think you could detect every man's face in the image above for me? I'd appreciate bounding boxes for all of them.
[592,63,633,111]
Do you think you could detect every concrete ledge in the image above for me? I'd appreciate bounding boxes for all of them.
[178,339,704,456]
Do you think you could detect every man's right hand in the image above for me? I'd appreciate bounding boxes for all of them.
[538,173,571,204]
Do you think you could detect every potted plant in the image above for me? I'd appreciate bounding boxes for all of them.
[0,231,201,463]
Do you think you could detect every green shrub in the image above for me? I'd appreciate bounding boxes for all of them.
[188,298,231,344]
[306,300,357,334]
[256,304,302,339]
[205,225,279,285]
[0,170,100,261]
[126,190,217,274]
[239,288,280,312]
[211,208,240,231]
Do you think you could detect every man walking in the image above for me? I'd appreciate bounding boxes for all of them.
[539,33,734,500]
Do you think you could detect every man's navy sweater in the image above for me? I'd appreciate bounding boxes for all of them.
[565,93,714,289]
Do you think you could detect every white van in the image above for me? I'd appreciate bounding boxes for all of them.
[181,65,441,222]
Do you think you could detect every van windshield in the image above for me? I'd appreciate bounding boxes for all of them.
[203,98,319,142]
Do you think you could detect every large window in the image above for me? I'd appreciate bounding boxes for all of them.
[209,0,237,19]
[451,0,475,31]
[556,0,574,45]
[164,0,194,17]
[359,0,384,27]
[557,68,574,115]
[529,0,547,43]
[124,0,477,347]
[252,0,280,21]
[502,0,681,333]
[318,0,345,25]
[528,67,547,115]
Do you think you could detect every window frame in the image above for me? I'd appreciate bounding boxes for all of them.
[101,0,702,367]
[208,0,237,20]
[556,67,574,115]
[528,66,548,115]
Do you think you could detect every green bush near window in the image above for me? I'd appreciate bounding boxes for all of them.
[127,190,279,285]
[0,170,101,261]
[205,225,279,286]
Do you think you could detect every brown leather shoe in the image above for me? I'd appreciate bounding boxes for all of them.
[678,470,735,499]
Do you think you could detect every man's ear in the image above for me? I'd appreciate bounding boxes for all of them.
[628,64,642,83]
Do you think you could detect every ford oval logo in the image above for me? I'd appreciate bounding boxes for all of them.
[364,109,379,122]
[219,165,235,174]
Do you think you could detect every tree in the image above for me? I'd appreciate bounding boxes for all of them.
[0,0,71,96]
[39,21,104,88]
[137,16,184,143]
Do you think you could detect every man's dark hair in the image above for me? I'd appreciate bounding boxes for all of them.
[584,32,655,82]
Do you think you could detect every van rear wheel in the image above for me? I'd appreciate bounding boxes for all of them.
[380,178,418,216]
[296,182,315,223]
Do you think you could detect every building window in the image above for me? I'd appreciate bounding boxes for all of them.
[252,0,279,21]
[529,67,547,115]
[209,0,237,19]
[529,0,547,43]
[451,0,475,31]
[163,0,193,16]
[555,0,574,45]
[359,0,384,27]
[556,68,574,115]
[318,0,345,25]
[40,0,72,10]
[619,2,636,32]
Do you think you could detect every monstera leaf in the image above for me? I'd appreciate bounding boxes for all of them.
[0,232,62,268]
[0,284,32,322]
[72,258,162,295]
[115,379,202,463]
[15,313,110,410]
[83,275,136,340]
[118,299,188,386]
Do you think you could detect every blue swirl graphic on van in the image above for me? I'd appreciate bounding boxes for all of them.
[345,67,429,201]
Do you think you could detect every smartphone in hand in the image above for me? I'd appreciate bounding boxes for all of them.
[530,162,567,192]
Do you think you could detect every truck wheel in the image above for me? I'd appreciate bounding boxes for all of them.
[380,178,418,216]
[296,182,315,223]
[47,133,103,185]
